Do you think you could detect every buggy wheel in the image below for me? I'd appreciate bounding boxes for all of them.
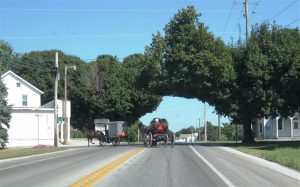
[164,134,168,147]
[148,133,153,147]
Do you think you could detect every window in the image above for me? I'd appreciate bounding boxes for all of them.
[22,95,28,106]
[278,118,283,130]
[294,122,299,129]
[16,83,21,87]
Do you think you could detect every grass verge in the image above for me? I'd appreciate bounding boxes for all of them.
[0,147,67,160]
[224,141,300,171]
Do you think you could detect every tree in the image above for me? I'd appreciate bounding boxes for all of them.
[176,126,196,137]
[11,50,89,129]
[222,123,237,141]
[123,54,162,124]
[0,40,13,144]
[127,122,139,142]
[0,80,11,128]
[0,40,15,72]
[146,6,235,114]
[228,23,300,143]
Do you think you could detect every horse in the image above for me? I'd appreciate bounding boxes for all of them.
[86,130,106,147]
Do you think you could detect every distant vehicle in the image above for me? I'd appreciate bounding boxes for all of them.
[92,119,128,146]
[138,118,169,147]
[105,122,128,146]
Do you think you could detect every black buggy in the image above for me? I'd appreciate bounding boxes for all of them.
[138,118,169,147]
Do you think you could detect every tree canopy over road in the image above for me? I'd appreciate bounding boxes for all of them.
[0,6,299,144]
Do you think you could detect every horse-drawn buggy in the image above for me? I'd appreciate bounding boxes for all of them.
[138,118,169,147]
[87,119,127,147]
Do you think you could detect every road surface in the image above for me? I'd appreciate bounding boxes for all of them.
[0,144,299,187]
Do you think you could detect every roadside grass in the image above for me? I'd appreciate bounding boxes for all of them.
[224,141,300,171]
[0,147,67,160]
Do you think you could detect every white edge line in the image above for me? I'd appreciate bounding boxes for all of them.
[0,148,91,171]
[219,146,300,182]
[189,145,235,187]
[0,148,76,163]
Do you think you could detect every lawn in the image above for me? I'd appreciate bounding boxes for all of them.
[225,141,300,171]
[0,147,67,160]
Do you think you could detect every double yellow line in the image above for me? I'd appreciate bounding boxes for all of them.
[70,147,144,187]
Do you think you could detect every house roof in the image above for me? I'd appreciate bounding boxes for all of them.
[1,70,44,94]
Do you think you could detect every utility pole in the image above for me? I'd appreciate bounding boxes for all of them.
[137,128,140,143]
[218,114,221,141]
[63,64,76,144]
[204,103,207,142]
[64,64,68,144]
[53,52,59,147]
[198,118,201,143]
[244,0,249,42]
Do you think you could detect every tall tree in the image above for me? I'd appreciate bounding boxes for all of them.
[228,23,300,143]
[0,40,13,144]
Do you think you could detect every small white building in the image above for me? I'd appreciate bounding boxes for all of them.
[1,71,57,147]
[253,114,300,139]
[177,133,198,143]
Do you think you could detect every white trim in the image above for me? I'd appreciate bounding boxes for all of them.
[290,117,294,138]
[275,117,279,138]
[1,70,44,94]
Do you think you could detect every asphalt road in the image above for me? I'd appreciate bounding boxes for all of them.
[1,144,300,187]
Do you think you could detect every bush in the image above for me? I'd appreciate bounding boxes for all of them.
[0,128,8,142]
[72,130,86,138]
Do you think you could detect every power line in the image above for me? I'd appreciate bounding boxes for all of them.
[232,13,243,37]
[287,17,300,26]
[0,8,178,13]
[222,0,236,37]
[249,0,260,19]
[268,0,299,21]
[3,33,153,39]
[8,61,52,72]
[0,8,239,13]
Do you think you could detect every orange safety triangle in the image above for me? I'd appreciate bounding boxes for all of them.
[157,124,164,131]
[121,130,126,137]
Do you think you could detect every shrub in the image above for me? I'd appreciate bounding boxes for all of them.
[72,130,86,138]
[0,128,8,142]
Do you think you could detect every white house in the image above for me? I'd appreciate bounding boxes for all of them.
[1,71,55,147]
[253,114,300,139]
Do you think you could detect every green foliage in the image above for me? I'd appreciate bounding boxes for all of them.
[71,130,86,138]
[0,128,8,142]
[0,40,12,131]
[232,141,300,171]
[122,54,162,124]
[0,81,11,129]
[161,6,235,109]
[0,40,15,72]
[228,23,300,143]
[175,125,197,137]
[127,122,139,142]
[206,122,219,141]
[222,123,239,141]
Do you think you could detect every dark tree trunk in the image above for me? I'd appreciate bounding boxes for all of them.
[242,120,255,144]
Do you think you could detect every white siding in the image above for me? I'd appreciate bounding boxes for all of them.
[7,109,54,147]
[2,74,41,107]
[278,118,292,137]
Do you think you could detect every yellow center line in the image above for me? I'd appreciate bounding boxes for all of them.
[69,147,145,187]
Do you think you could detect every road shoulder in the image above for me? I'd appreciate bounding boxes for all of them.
[219,146,300,182]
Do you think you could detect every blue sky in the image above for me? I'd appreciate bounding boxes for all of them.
[0,0,299,131]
